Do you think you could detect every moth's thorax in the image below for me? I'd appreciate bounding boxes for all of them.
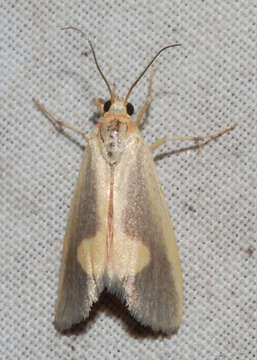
[99,118,128,165]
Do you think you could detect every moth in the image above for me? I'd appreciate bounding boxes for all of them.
[33,27,235,334]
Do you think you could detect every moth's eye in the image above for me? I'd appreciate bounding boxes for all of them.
[126,102,134,116]
[103,100,111,112]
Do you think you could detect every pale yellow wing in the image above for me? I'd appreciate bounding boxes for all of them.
[109,133,183,334]
[55,134,110,331]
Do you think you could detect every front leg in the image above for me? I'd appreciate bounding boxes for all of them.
[33,98,89,141]
[93,98,105,116]
[136,70,155,126]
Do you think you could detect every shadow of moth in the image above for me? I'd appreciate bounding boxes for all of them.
[33,27,235,334]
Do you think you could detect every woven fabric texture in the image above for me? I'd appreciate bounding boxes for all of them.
[0,1,256,359]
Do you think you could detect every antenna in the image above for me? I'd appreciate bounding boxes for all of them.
[61,27,114,103]
[124,44,181,104]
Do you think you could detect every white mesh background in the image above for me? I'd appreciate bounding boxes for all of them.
[0,1,256,359]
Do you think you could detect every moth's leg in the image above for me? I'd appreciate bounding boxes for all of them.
[136,70,155,127]
[33,98,89,141]
[150,123,236,152]
[93,98,105,116]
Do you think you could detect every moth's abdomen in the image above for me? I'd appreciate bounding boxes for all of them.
[99,120,128,164]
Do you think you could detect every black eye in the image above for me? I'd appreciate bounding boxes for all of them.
[104,100,111,112]
[126,102,134,115]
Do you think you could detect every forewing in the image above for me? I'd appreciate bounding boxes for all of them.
[55,138,110,331]
[110,134,183,334]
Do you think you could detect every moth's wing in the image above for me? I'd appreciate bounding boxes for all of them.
[110,134,183,334]
[55,139,110,331]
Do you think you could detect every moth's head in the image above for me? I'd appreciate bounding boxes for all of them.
[103,96,134,117]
